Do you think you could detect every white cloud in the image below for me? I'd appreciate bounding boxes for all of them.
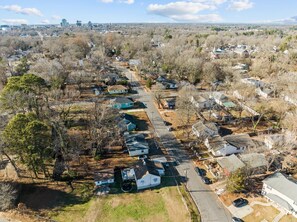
[228,0,253,11]
[147,1,222,22]
[41,19,50,24]
[170,14,222,22]
[51,15,61,20]
[0,5,43,16]
[99,0,114,3]
[148,2,215,16]
[1,19,28,25]
[121,0,134,4]
[99,0,134,4]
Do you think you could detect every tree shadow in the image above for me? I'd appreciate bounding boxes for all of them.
[18,183,85,211]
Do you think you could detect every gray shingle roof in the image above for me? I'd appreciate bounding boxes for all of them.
[217,154,245,173]
[223,134,255,148]
[239,153,267,169]
[263,172,297,203]
[113,97,133,104]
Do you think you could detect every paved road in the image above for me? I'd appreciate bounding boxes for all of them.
[117,64,232,222]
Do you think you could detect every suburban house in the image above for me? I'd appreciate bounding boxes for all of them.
[162,79,178,89]
[233,63,249,73]
[94,169,114,187]
[205,136,237,157]
[108,85,128,94]
[112,97,134,109]
[262,172,297,217]
[150,155,168,164]
[124,133,149,157]
[205,134,255,157]
[233,45,249,57]
[144,159,165,176]
[224,134,256,152]
[241,77,265,88]
[190,94,215,110]
[101,73,119,85]
[211,92,236,109]
[216,154,245,176]
[211,47,227,59]
[264,134,285,149]
[239,153,267,174]
[134,159,161,190]
[192,121,219,139]
[256,87,275,99]
[161,98,176,109]
[118,114,136,132]
[156,76,167,83]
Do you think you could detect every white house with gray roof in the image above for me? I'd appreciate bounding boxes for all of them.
[262,172,297,217]
[124,134,149,157]
[192,121,219,139]
[205,134,255,157]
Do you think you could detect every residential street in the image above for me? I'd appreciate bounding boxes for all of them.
[117,64,232,222]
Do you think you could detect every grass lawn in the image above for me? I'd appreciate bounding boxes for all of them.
[280,215,297,222]
[243,204,280,222]
[52,186,191,222]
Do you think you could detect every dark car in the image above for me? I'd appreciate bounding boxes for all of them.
[194,167,206,177]
[201,177,212,184]
[232,198,248,208]
[164,121,171,126]
[232,217,244,222]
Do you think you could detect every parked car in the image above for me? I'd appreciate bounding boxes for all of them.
[232,217,244,222]
[201,177,212,184]
[163,121,171,126]
[194,167,206,177]
[232,198,248,207]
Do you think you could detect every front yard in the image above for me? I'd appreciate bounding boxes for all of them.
[243,204,280,222]
[52,186,192,222]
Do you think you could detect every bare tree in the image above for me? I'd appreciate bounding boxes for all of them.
[88,102,121,156]
[176,85,196,139]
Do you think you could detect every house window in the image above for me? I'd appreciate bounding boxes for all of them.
[153,178,158,182]
[140,180,144,184]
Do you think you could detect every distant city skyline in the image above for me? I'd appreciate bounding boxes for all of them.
[0,0,297,25]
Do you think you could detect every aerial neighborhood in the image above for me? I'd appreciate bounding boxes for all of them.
[0,11,297,222]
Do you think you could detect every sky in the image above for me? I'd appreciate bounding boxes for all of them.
[0,0,297,25]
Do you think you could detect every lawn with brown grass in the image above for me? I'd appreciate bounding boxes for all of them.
[279,215,297,222]
[243,204,280,222]
[52,186,191,222]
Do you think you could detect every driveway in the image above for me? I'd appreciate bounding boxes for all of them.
[117,64,232,222]
[228,205,254,218]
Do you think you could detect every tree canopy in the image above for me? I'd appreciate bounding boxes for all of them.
[3,113,51,177]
